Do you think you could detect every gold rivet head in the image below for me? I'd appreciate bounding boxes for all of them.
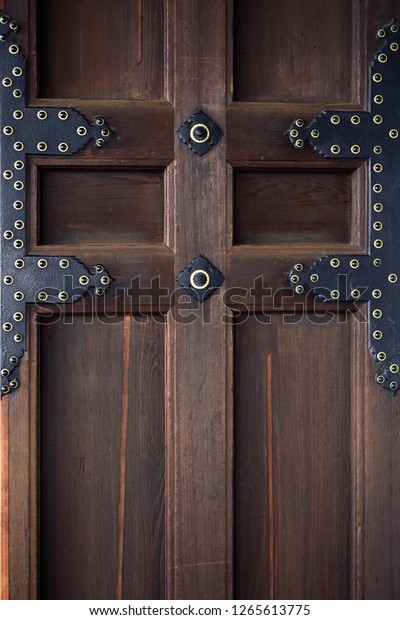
[374,145,383,154]
[374,94,384,104]
[351,145,360,154]
[374,239,384,248]
[373,163,383,172]
[351,289,360,299]
[190,123,210,144]
[295,285,304,294]
[331,290,340,299]
[390,381,398,391]
[373,330,383,340]
[311,129,319,138]
[373,183,383,193]
[330,115,340,124]
[294,139,304,149]
[330,258,340,267]
[376,374,385,384]
[377,29,386,38]
[290,274,299,283]
[290,129,298,138]
[372,289,382,298]
[378,53,388,63]
[373,309,382,319]
[373,258,382,267]
[373,114,383,124]
[377,351,386,361]
[351,115,360,125]
[390,42,399,51]
[374,203,383,212]
[294,263,304,271]
[389,129,398,139]
[391,24,399,33]
[189,269,210,290]
[388,273,398,283]
[330,144,340,154]
[350,259,360,268]
[373,73,383,83]
[373,221,383,231]
[310,273,319,283]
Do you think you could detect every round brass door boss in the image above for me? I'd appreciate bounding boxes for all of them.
[190,269,210,290]
[190,123,210,144]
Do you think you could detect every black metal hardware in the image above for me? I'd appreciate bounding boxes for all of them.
[176,255,224,302]
[177,109,223,156]
[286,20,400,394]
[0,12,113,396]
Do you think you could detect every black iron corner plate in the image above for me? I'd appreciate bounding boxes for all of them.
[0,12,113,396]
[286,19,400,394]
[176,255,224,302]
[177,110,223,156]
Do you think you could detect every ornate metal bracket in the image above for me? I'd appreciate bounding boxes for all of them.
[0,12,113,396]
[177,110,223,156]
[286,20,400,394]
[176,255,224,302]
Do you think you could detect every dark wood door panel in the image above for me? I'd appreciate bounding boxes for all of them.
[40,315,165,600]
[234,315,352,599]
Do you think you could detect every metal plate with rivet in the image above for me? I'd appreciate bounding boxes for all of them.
[176,255,224,302]
[0,11,114,396]
[286,19,400,395]
[177,109,223,156]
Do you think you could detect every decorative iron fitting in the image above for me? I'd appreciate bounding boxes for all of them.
[286,19,400,394]
[177,110,223,156]
[0,12,113,396]
[176,255,224,302]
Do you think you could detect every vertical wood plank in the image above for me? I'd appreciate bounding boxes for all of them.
[0,398,9,600]
[166,0,232,599]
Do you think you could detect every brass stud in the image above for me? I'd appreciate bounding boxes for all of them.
[331,290,340,299]
[330,258,340,267]
[376,374,385,384]
[96,138,105,147]
[95,287,105,296]
[14,180,24,190]
[388,273,398,283]
[372,289,382,298]
[374,145,383,154]
[59,259,70,268]
[373,221,383,231]
[14,292,24,301]
[79,275,90,286]
[10,357,18,365]
[373,73,383,83]
[374,94,384,104]
[37,291,48,302]
[37,142,47,152]
[290,129,298,138]
[295,284,304,294]
[373,309,382,319]
[3,230,13,239]
[3,323,13,332]
[13,141,24,151]
[58,291,69,301]
[9,379,19,390]
[310,273,319,282]
[374,239,384,248]
[37,259,48,268]
[77,126,87,136]
[2,77,12,87]
[351,289,361,299]
[391,42,399,51]
[391,24,399,33]
[373,114,383,124]
[14,259,24,269]
[95,117,105,126]
[373,163,383,172]
[13,312,23,322]
[311,129,319,138]
[294,263,304,271]
[58,143,68,152]
[330,115,340,124]
[390,381,398,391]
[13,200,23,209]
[389,129,399,138]
[390,364,399,373]
[13,110,23,120]
[14,220,24,230]
[373,258,382,267]
[13,240,23,249]
[330,144,340,154]
[9,44,19,55]
[14,334,23,343]
[3,170,13,179]
[295,119,304,127]
[350,259,360,268]
[377,29,386,38]
[37,110,47,120]
[101,276,110,285]
[190,123,210,143]
[351,115,360,125]
[95,265,104,273]
[377,352,386,361]
[373,183,383,193]
[14,160,24,170]
[3,276,13,285]
[190,269,211,290]
[0,16,8,24]
[373,330,383,339]
[374,203,383,212]
[13,89,22,98]
[3,125,13,135]
[58,110,69,120]
[351,145,361,154]
[1,386,10,395]
[12,67,22,77]
[101,129,110,137]
[1,369,9,377]
[378,53,388,63]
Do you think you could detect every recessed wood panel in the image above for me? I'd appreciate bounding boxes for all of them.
[234,170,352,245]
[39,316,165,599]
[234,0,359,103]
[37,0,165,100]
[234,315,352,599]
[39,168,164,246]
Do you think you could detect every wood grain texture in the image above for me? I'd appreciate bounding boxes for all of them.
[234,170,352,245]
[39,316,165,599]
[234,0,361,104]
[39,168,164,246]
[0,398,9,600]
[37,0,164,100]
[235,315,352,599]
[165,0,232,599]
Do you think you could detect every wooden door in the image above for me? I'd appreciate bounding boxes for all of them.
[2,0,400,601]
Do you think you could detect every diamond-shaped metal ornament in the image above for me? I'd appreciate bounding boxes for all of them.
[177,110,223,156]
[176,255,224,302]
